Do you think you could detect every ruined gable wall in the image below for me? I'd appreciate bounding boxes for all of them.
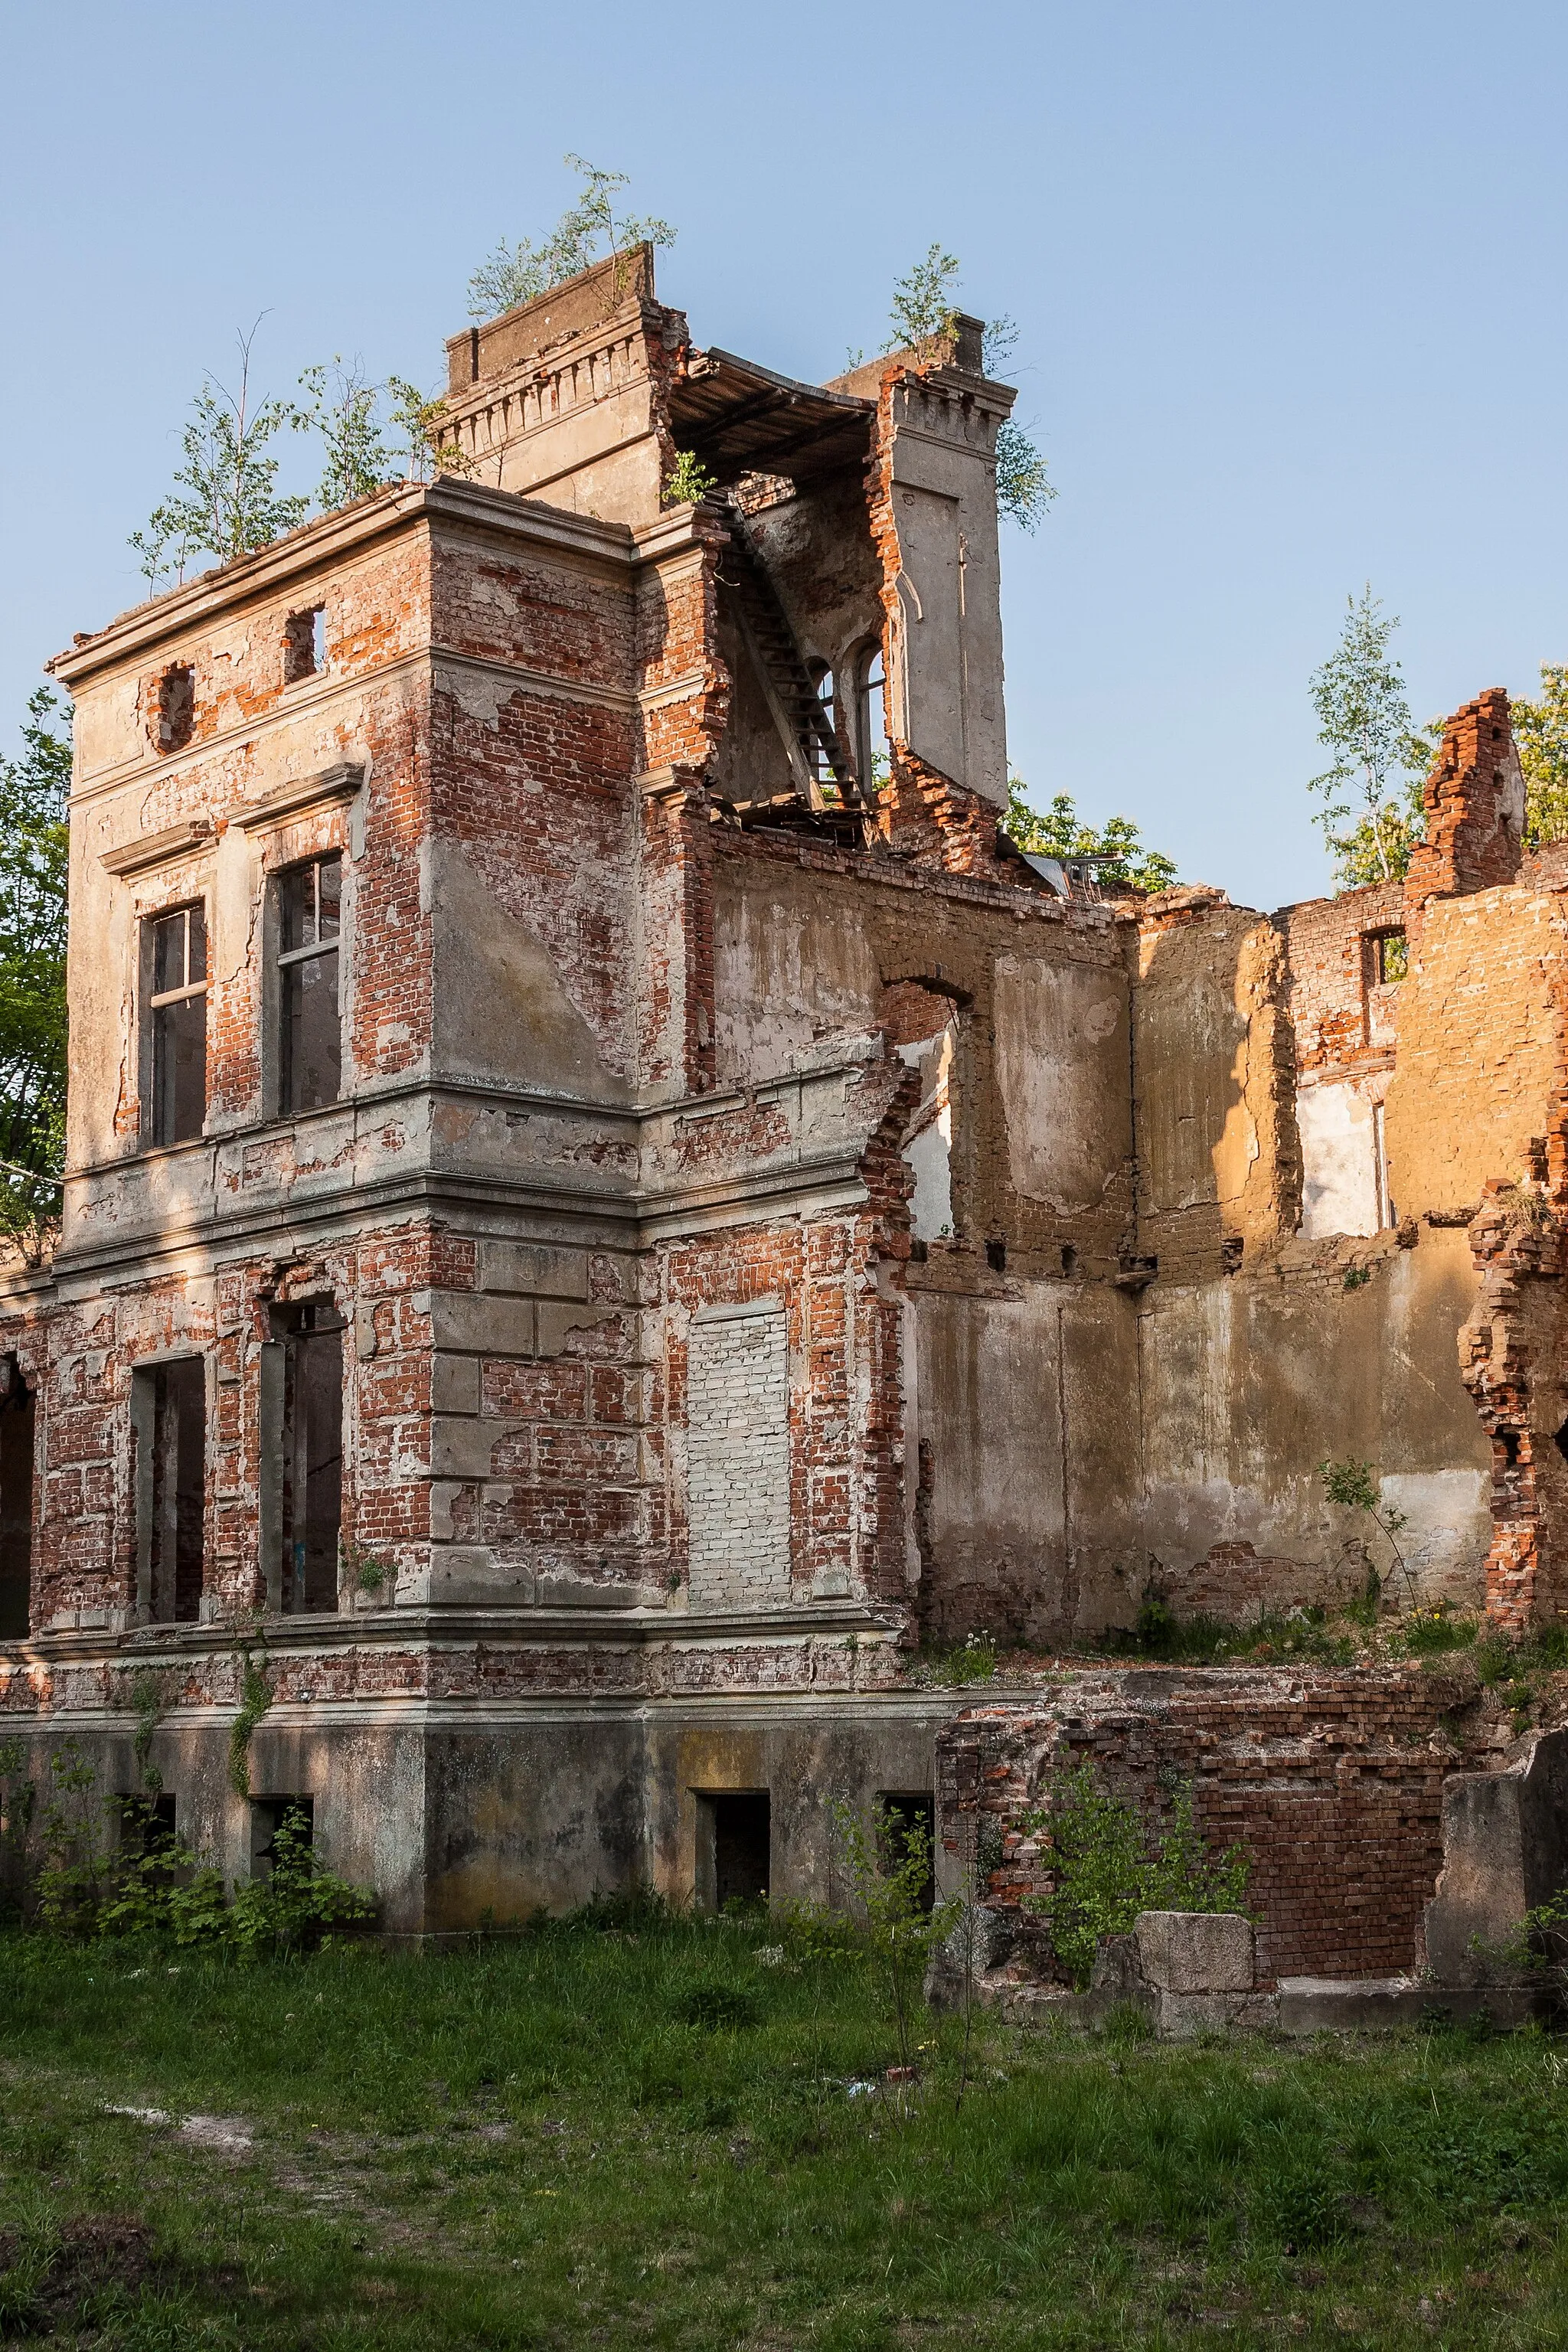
[1384,887,1568,1223]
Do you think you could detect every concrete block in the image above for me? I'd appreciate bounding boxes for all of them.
[477,1242,587,1300]
[432,1354,481,1415]
[429,1293,537,1357]
[1424,1731,1568,1988]
[1134,1910,1254,1993]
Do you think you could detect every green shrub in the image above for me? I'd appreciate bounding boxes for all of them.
[1025,1765,1250,1991]
[1404,1601,1477,1655]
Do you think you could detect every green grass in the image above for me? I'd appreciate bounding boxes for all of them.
[4,1916,1568,2347]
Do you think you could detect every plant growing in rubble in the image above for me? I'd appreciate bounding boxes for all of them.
[1308,588,1435,887]
[830,1796,959,2071]
[131,322,309,587]
[467,155,677,322]
[1005,779,1178,893]
[384,377,475,483]
[0,687,69,1251]
[884,256,1055,530]
[1023,1764,1250,1991]
[296,358,395,511]
[1320,1455,1418,1608]
[662,449,718,507]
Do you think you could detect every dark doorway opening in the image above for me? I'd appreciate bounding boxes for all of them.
[877,1792,936,1912]
[276,1303,343,1613]
[698,1792,771,1909]
[146,1358,205,1625]
[0,1364,34,1638]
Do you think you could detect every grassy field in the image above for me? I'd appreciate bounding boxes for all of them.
[3,1912,1568,2349]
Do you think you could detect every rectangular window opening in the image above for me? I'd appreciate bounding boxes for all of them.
[136,1357,206,1625]
[158,664,194,753]
[0,1366,34,1640]
[145,903,207,1146]
[273,1302,343,1614]
[250,1794,314,1878]
[877,1792,936,1912]
[283,606,326,684]
[1370,929,1408,986]
[695,1791,771,1911]
[276,856,341,1114]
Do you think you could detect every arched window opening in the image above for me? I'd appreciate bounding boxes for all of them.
[854,642,889,793]
[808,665,837,795]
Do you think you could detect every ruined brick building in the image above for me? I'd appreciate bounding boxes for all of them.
[3,247,1566,1959]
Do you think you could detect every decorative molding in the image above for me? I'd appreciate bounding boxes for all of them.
[99,818,214,877]
[234,762,364,832]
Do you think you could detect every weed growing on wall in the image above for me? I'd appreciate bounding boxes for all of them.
[662,449,717,506]
[1025,1765,1251,1990]
[227,1648,273,1800]
[1321,1455,1418,1606]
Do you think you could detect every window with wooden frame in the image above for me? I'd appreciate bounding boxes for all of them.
[276,855,341,1114]
[143,903,208,1146]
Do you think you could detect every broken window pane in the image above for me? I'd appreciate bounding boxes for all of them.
[146,904,207,1146]
[277,857,341,1113]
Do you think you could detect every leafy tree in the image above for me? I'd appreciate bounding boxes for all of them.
[1308,588,1433,887]
[130,323,309,590]
[884,253,1054,530]
[468,155,676,323]
[1006,778,1177,893]
[0,689,69,1249]
[1512,662,1568,847]
[296,358,394,511]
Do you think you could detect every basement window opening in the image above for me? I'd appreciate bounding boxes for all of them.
[283,606,327,684]
[0,1358,34,1639]
[696,1791,770,1911]
[273,1301,344,1615]
[156,665,194,753]
[134,1357,207,1625]
[144,903,208,1146]
[877,1792,936,1912]
[276,854,342,1113]
[117,1792,177,1854]
[250,1794,314,1878]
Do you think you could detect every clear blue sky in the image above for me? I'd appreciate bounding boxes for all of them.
[3,0,1564,912]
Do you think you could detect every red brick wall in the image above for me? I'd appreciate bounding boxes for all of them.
[938,1668,1472,1982]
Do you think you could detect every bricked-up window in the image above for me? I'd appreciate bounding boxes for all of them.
[283,606,326,684]
[276,857,341,1113]
[685,1302,790,1607]
[0,1361,34,1639]
[156,664,194,753]
[276,1302,343,1614]
[145,904,208,1146]
[133,1357,206,1625]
